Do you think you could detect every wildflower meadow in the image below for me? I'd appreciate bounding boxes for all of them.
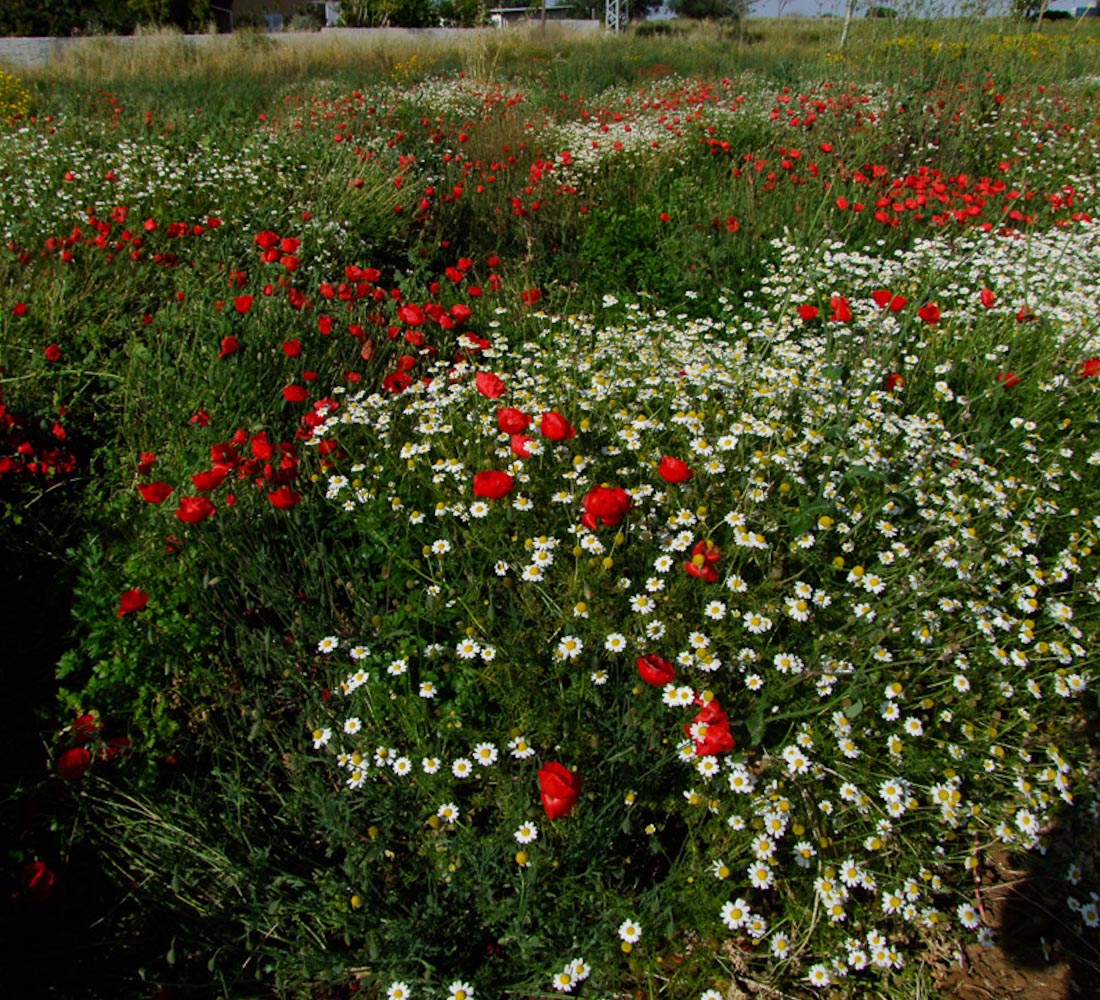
[1,18,1098,1000]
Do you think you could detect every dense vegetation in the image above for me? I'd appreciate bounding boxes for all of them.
[2,18,1099,1000]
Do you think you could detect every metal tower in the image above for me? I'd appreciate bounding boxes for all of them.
[606,0,627,32]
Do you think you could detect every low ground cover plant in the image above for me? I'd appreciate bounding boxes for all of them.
[1,21,1098,1000]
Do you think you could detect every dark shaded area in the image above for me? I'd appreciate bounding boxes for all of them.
[0,496,159,998]
[994,815,1100,998]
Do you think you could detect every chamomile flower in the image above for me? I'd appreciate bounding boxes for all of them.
[509,735,536,759]
[618,918,642,943]
[550,970,575,992]
[721,898,751,929]
[514,821,539,844]
[556,635,584,659]
[473,742,498,766]
[567,958,590,982]
[604,632,628,653]
[455,638,480,659]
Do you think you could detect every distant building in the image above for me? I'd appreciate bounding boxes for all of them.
[489,0,584,22]
[209,0,327,31]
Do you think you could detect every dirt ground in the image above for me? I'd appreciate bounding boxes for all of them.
[935,851,1099,1000]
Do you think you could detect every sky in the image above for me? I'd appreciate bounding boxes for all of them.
[650,0,1091,16]
[753,0,1088,15]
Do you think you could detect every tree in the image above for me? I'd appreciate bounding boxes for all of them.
[669,0,747,19]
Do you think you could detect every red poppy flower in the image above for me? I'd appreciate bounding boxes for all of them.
[883,373,905,391]
[233,295,253,315]
[137,451,157,475]
[637,653,676,687]
[997,370,1020,388]
[918,302,941,324]
[581,485,632,531]
[218,336,239,360]
[138,481,173,504]
[44,344,62,362]
[498,407,530,434]
[980,287,996,309]
[829,296,852,323]
[473,470,514,499]
[57,746,92,780]
[176,496,216,523]
[382,370,412,394]
[658,455,693,484]
[13,302,27,317]
[1081,357,1100,377]
[511,434,535,458]
[191,466,228,492]
[20,860,56,901]
[254,230,279,250]
[797,304,819,321]
[282,339,302,357]
[476,371,507,398]
[538,761,582,820]
[872,289,906,312]
[117,588,149,616]
[540,411,575,441]
[521,287,542,306]
[687,698,736,756]
[283,385,309,404]
[685,539,720,582]
[72,713,100,744]
[268,486,301,509]
[397,303,425,326]
[100,736,132,761]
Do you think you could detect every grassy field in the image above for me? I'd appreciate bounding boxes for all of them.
[1,17,1099,1000]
